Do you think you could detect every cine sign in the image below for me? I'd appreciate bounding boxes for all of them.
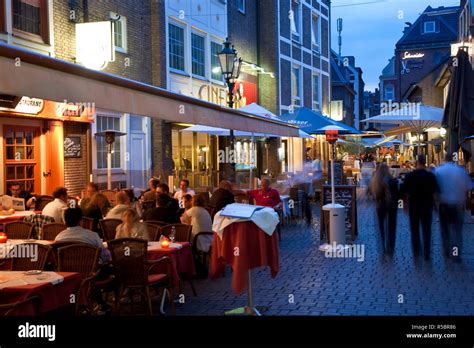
[76,21,115,71]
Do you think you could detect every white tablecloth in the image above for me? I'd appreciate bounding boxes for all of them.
[0,210,35,220]
[0,239,53,259]
[0,271,64,289]
[212,207,279,239]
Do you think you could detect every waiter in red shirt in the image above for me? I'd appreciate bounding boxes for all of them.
[248,178,282,210]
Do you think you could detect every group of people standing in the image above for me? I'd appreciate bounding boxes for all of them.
[369,154,472,262]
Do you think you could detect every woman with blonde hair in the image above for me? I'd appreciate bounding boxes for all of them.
[115,208,149,240]
[369,163,400,255]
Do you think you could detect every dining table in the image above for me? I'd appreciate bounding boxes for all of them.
[0,211,36,231]
[0,239,53,271]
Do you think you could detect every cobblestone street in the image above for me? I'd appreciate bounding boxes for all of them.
[177,198,474,316]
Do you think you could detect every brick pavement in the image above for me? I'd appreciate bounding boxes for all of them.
[176,198,474,316]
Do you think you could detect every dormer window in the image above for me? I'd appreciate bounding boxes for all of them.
[423,21,436,33]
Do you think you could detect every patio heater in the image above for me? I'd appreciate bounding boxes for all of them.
[320,126,346,250]
[95,130,126,190]
[218,38,243,180]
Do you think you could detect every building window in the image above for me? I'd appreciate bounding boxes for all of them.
[311,14,320,52]
[384,85,394,101]
[312,74,320,110]
[130,116,143,132]
[191,33,205,77]
[211,41,223,81]
[292,65,301,106]
[96,116,121,169]
[12,0,49,43]
[169,23,185,72]
[236,0,245,13]
[111,13,127,53]
[290,0,301,41]
[423,21,436,33]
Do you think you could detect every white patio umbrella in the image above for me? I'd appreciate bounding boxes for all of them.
[361,104,443,134]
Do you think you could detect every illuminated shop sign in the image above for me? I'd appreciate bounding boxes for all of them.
[76,21,115,71]
[0,96,44,114]
[402,51,425,60]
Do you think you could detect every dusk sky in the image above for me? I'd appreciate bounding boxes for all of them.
[331,0,461,92]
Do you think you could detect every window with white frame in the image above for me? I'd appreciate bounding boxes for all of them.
[292,65,301,106]
[312,74,320,110]
[191,33,205,77]
[311,13,320,51]
[96,116,122,169]
[237,0,245,13]
[211,41,223,81]
[423,21,436,33]
[384,85,394,101]
[111,13,127,53]
[290,0,301,41]
[169,23,185,72]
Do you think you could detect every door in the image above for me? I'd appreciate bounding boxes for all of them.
[4,126,41,194]
[44,121,65,194]
[130,136,145,189]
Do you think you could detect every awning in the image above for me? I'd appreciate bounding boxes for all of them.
[0,43,298,137]
[181,124,314,138]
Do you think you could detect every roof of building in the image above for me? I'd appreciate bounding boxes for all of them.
[380,57,396,78]
[330,50,356,95]
[396,6,461,49]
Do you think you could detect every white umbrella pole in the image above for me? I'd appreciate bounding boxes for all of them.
[249,133,255,190]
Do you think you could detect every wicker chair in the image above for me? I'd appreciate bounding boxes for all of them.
[160,224,192,242]
[3,221,34,239]
[57,243,100,314]
[41,223,66,240]
[11,243,51,271]
[23,214,55,239]
[36,195,54,212]
[108,238,174,315]
[141,200,156,212]
[0,296,40,316]
[145,223,162,241]
[80,217,95,230]
[99,219,122,241]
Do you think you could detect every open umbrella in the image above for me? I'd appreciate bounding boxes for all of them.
[442,49,474,162]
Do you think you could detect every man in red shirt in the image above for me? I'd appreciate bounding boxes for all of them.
[248,178,282,209]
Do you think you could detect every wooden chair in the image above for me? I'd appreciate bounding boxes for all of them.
[0,296,40,316]
[108,238,174,315]
[3,221,34,239]
[36,195,54,211]
[99,219,122,241]
[145,223,162,241]
[80,217,95,230]
[41,223,66,240]
[57,243,100,314]
[11,243,51,271]
[160,224,192,242]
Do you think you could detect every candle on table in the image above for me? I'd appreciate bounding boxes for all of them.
[0,233,7,244]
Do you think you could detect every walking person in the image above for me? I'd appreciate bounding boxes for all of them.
[435,156,472,261]
[401,155,439,260]
[369,163,399,255]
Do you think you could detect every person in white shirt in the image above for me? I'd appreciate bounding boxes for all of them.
[435,157,473,261]
[181,194,213,252]
[105,191,131,220]
[42,187,68,223]
[173,179,196,208]
[54,207,111,263]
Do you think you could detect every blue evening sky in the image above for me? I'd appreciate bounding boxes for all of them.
[331,0,461,92]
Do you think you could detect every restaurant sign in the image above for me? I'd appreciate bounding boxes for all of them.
[76,21,115,71]
[64,137,82,158]
[0,96,44,114]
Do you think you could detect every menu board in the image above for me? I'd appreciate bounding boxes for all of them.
[64,137,82,158]
[327,160,344,185]
[320,185,357,241]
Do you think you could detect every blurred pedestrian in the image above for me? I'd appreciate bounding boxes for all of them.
[401,155,439,260]
[369,163,399,255]
[435,156,472,261]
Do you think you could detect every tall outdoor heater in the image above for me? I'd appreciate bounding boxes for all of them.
[218,38,243,179]
[95,130,126,190]
[320,125,346,250]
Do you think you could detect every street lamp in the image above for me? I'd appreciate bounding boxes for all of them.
[218,38,243,179]
[95,130,126,190]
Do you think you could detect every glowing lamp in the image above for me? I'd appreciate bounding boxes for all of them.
[325,129,339,143]
[160,237,170,249]
[0,233,7,244]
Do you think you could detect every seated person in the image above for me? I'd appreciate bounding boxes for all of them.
[173,179,196,208]
[180,195,213,252]
[177,194,193,217]
[142,177,160,202]
[156,183,180,214]
[143,193,180,224]
[7,182,34,209]
[54,208,111,263]
[42,187,69,223]
[247,178,282,210]
[105,191,131,220]
[80,182,99,208]
[209,180,235,214]
[115,208,149,240]
[81,193,111,235]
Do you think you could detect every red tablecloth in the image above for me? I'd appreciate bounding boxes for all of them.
[210,221,279,294]
[147,242,195,287]
[0,272,81,315]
